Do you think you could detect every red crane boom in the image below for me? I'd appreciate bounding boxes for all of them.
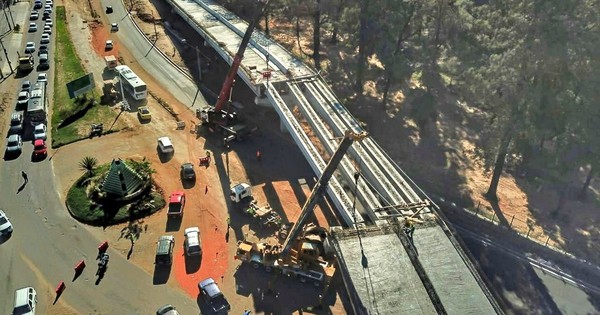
[213,0,270,112]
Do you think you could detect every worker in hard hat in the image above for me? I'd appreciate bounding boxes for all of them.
[404,218,415,243]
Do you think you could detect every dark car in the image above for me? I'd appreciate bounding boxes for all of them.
[198,278,231,313]
[180,162,195,180]
[38,45,48,56]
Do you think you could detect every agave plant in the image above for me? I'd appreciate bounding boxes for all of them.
[79,156,98,177]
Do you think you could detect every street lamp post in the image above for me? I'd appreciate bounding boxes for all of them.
[181,39,205,108]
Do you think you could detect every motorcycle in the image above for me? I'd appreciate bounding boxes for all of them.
[96,253,109,277]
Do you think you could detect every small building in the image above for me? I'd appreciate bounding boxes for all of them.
[102,159,145,198]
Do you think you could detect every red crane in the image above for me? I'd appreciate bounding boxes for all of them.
[200,0,270,129]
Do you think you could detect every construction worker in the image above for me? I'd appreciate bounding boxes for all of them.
[404,218,415,243]
[256,150,262,161]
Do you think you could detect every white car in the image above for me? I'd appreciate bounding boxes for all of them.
[28,22,37,32]
[46,0,53,6]
[17,91,30,106]
[33,124,47,140]
[157,137,174,154]
[37,73,47,84]
[25,42,35,54]
[0,209,13,236]
[5,134,23,154]
[45,19,53,27]
[40,33,50,44]
[184,227,202,256]
[43,25,51,34]
[30,10,39,20]
[105,40,114,50]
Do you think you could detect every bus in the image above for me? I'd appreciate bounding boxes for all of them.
[115,65,147,100]
[27,82,47,126]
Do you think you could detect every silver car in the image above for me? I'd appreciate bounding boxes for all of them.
[6,134,23,154]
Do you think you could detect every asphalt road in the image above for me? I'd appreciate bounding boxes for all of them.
[0,2,198,314]
[101,0,205,109]
[457,227,600,315]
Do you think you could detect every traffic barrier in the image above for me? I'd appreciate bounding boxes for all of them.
[74,260,86,272]
[98,241,109,252]
[55,281,66,294]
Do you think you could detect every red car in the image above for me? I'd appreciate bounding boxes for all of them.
[167,191,185,216]
[33,139,47,157]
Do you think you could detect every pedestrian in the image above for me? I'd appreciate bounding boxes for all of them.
[256,150,262,161]
[226,217,231,229]
[205,184,209,194]
[21,171,28,183]
[243,310,252,315]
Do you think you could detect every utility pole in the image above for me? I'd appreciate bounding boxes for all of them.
[191,46,201,108]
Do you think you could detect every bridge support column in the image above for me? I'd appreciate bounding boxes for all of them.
[279,119,289,134]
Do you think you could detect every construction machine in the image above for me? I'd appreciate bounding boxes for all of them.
[198,0,269,135]
[234,130,368,287]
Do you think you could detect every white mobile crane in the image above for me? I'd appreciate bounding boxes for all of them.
[235,130,368,286]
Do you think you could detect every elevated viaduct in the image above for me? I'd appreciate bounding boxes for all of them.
[164,0,503,313]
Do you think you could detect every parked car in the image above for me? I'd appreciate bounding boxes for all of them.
[33,139,47,158]
[105,40,114,50]
[184,227,202,256]
[156,304,180,315]
[157,137,174,154]
[180,162,195,180]
[198,278,231,313]
[33,124,47,140]
[155,235,175,266]
[33,0,42,9]
[137,106,151,120]
[12,287,36,315]
[167,191,185,217]
[21,80,31,92]
[43,25,51,34]
[17,91,30,107]
[8,112,24,135]
[25,42,35,54]
[37,73,47,84]
[47,0,53,6]
[5,134,23,154]
[28,22,37,32]
[30,10,39,20]
[0,209,13,235]
[40,33,50,44]
[45,19,53,27]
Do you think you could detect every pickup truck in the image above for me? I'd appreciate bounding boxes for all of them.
[167,191,185,217]
[198,278,231,313]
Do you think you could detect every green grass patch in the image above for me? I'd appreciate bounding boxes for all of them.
[66,162,165,226]
[52,6,125,148]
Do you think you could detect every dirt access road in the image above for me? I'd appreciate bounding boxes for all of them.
[51,0,348,313]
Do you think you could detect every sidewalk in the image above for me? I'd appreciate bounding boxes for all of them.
[0,2,31,80]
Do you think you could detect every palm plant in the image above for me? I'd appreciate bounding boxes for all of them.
[79,156,98,177]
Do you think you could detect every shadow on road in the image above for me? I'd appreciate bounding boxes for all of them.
[153,265,171,285]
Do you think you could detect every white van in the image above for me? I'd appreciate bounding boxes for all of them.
[13,287,37,315]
